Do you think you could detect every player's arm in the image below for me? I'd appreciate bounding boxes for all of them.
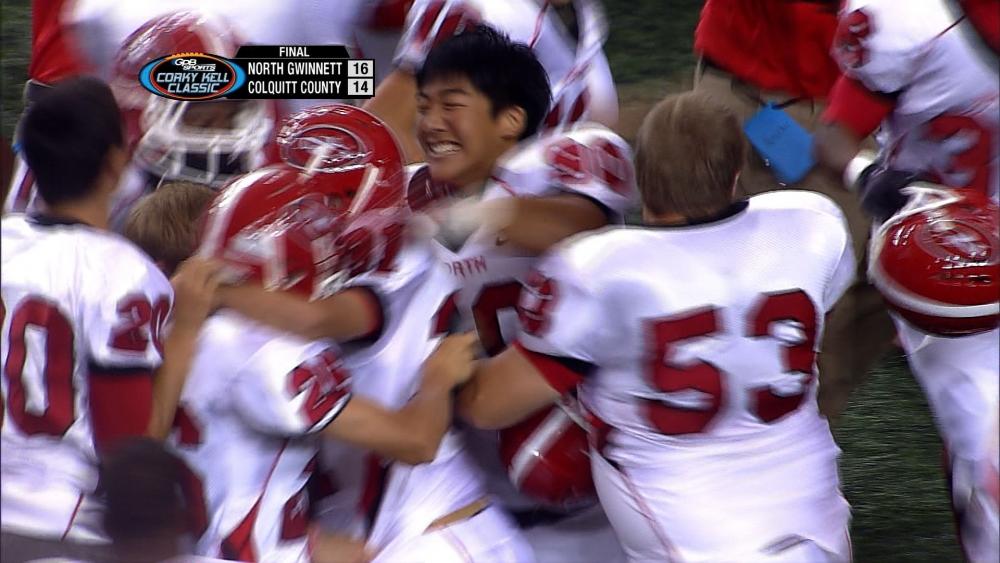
[448,193,609,256]
[498,195,609,254]
[458,343,564,429]
[365,70,425,164]
[461,254,601,428]
[814,75,897,180]
[216,284,381,343]
[87,258,216,451]
[322,333,478,464]
[146,258,219,440]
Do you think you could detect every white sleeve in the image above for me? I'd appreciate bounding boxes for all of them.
[542,125,637,219]
[515,249,612,394]
[834,0,944,94]
[82,248,173,370]
[233,340,352,437]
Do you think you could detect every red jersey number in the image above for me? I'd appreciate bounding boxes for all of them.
[834,9,873,70]
[2,296,76,437]
[645,290,819,435]
[109,294,171,355]
[926,114,994,194]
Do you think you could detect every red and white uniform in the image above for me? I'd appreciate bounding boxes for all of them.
[406,0,618,129]
[315,239,532,561]
[5,0,88,214]
[429,124,633,562]
[433,123,634,355]
[171,310,352,562]
[30,0,88,84]
[516,191,856,562]
[1,215,172,544]
[827,0,999,198]
[826,3,1000,559]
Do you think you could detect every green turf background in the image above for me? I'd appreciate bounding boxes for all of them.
[0,0,962,559]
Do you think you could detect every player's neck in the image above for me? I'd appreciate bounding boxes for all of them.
[641,208,689,226]
[45,196,111,230]
[459,141,518,196]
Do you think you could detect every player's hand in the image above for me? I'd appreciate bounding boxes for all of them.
[393,0,481,73]
[857,163,921,222]
[169,256,221,331]
[309,527,372,563]
[423,332,480,388]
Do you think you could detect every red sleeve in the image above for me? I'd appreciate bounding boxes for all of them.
[821,76,898,139]
[513,341,587,395]
[88,363,154,455]
[961,0,1000,55]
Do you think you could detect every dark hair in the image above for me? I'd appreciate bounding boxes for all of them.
[101,438,188,547]
[417,25,551,140]
[19,76,124,206]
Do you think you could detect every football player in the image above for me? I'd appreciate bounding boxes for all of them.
[165,162,483,562]
[4,11,280,227]
[3,0,90,215]
[0,77,214,561]
[219,26,634,561]
[460,91,856,562]
[366,0,618,162]
[815,1,999,559]
[210,104,534,562]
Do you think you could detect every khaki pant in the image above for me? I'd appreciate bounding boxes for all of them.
[693,62,896,420]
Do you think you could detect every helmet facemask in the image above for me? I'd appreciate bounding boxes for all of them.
[134,97,273,188]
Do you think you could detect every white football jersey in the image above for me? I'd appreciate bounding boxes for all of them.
[1,214,172,542]
[430,123,635,356]
[323,239,497,552]
[835,0,999,197]
[516,191,855,559]
[406,0,618,128]
[172,311,351,562]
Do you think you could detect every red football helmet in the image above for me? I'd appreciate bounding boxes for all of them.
[499,397,597,508]
[113,11,276,187]
[869,185,999,336]
[277,104,406,214]
[198,164,349,299]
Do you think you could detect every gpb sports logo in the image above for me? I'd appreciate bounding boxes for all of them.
[139,53,245,101]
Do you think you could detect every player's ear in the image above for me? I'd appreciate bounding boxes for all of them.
[497,105,527,141]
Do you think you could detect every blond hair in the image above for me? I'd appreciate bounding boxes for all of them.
[123,181,215,275]
[634,91,747,219]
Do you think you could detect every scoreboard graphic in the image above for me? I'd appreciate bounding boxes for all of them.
[139,45,375,101]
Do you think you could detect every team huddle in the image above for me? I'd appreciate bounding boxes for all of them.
[1,0,998,562]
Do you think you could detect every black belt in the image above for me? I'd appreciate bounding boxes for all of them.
[700,57,809,110]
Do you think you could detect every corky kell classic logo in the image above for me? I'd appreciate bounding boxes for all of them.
[139,53,246,101]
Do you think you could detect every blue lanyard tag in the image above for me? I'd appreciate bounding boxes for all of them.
[743,104,816,184]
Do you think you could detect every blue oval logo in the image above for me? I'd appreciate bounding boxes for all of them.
[139,53,245,101]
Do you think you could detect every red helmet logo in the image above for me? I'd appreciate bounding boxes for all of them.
[870,186,999,336]
[277,105,406,214]
[281,125,367,173]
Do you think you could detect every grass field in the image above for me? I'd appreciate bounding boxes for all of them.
[0,1,964,560]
